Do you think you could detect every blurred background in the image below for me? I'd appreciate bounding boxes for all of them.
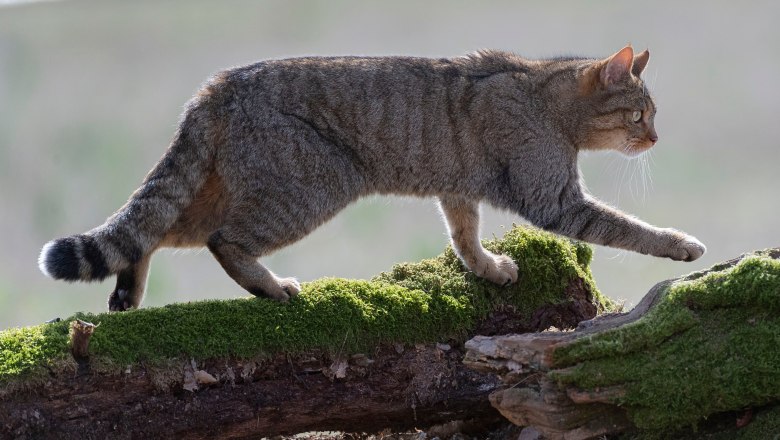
[1,0,778,330]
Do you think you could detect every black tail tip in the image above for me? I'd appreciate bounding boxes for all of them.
[39,238,81,281]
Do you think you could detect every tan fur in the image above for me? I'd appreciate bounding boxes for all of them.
[161,171,229,248]
[439,196,518,286]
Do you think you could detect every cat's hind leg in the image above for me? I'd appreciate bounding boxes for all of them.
[107,253,152,311]
[206,230,300,302]
[438,196,518,286]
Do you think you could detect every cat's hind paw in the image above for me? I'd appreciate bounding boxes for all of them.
[108,288,132,312]
[279,277,302,298]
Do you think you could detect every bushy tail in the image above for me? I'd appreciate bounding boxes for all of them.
[39,96,220,282]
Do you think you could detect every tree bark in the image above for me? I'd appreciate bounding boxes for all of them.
[2,342,512,439]
[463,248,780,440]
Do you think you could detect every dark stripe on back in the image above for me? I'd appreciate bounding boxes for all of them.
[81,235,110,280]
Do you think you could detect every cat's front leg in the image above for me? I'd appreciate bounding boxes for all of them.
[439,196,519,285]
[544,195,706,261]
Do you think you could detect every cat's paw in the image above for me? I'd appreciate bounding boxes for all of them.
[663,230,706,262]
[475,253,519,286]
[108,288,132,312]
[278,277,301,299]
[251,277,301,302]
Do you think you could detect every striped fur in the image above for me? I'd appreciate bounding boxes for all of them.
[39,45,705,310]
[39,84,226,285]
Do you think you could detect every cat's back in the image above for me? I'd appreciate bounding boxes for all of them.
[229,55,451,83]
[215,52,536,102]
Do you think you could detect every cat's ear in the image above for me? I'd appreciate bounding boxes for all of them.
[600,46,634,87]
[632,49,650,77]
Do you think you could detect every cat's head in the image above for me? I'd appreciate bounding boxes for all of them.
[576,46,657,157]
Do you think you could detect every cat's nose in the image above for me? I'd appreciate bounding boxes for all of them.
[648,128,658,144]
[649,134,658,143]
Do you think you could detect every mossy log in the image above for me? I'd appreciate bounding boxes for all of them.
[464,249,780,440]
[0,227,611,439]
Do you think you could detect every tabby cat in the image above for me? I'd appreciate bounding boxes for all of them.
[39,45,705,311]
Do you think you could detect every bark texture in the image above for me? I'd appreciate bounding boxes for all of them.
[464,248,780,439]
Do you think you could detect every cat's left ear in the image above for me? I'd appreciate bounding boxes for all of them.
[600,46,634,88]
[632,49,650,77]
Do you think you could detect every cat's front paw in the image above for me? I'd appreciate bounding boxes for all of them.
[250,277,301,302]
[475,253,519,286]
[663,229,706,262]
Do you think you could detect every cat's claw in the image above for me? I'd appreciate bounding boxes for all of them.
[476,253,519,286]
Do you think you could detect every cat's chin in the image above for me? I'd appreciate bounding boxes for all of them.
[620,143,654,157]
[620,149,647,158]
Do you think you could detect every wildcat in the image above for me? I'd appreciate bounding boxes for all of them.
[39,45,705,311]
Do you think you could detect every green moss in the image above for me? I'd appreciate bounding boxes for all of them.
[1,225,607,385]
[550,253,780,431]
[0,322,69,380]
[374,226,610,322]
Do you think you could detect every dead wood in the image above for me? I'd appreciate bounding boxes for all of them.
[464,248,780,439]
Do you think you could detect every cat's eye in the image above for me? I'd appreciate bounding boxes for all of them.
[632,110,643,123]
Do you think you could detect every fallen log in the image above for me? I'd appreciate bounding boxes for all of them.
[3,343,507,439]
[0,226,610,439]
[464,248,780,439]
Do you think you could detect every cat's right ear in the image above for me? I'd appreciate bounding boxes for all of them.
[632,49,650,77]
[600,46,634,88]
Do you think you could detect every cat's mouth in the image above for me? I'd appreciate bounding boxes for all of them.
[621,139,655,157]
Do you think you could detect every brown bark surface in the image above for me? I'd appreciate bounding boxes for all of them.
[3,343,511,439]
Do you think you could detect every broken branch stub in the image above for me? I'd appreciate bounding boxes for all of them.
[69,319,96,375]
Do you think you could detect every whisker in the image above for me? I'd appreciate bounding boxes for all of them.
[628,152,642,204]
[639,153,649,204]
[614,140,633,205]
[645,150,653,190]
[607,248,629,262]
[651,67,659,94]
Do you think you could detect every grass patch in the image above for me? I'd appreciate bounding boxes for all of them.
[1,226,607,386]
[551,252,780,431]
